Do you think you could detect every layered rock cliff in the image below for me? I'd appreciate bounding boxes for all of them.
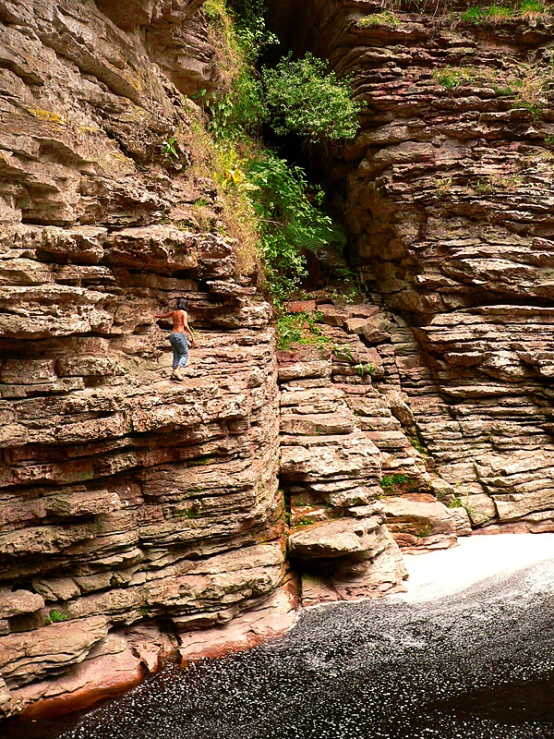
[0,0,291,720]
[0,0,410,723]
[270,0,554,533]
[2,0,554,726]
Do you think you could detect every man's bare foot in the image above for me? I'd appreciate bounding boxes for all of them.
[171,368,183,381]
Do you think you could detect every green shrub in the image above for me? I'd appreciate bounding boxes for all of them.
[45,609,69,625]
[461,6,484,22]
[227,0,278,63]
[380,473,409,490]
[520,0,545,11]
[262,52,362,143]
[357,11,400,27]
[434,65,474,89]
[199,76,264,141]
[201,0,359,306]
[276,311,330,351]
[486,4,514,19]
[248,152,345,303]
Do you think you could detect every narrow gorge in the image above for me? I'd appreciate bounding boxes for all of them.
[0,0,553,732]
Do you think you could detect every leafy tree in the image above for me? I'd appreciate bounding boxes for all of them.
[262,52,362,143]
[199,1,359,306]
[247,152,346,303]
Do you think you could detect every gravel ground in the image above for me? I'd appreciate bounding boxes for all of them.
[11,535,554,739]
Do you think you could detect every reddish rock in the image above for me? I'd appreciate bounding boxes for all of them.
[286,300,317,314]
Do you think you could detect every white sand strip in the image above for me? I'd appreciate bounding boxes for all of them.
[390,533,554,603]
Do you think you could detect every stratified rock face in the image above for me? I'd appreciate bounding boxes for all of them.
[277,338,409,604]
[0,0,286,719]
[271,0,554,534]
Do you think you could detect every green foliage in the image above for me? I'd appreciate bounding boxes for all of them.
[510,98,545,119]
[46,609,68,625]
[520,0,545,11]
[434,65,474,89]
[432,61,549,122]
[487,4,514,18]
[199,80,264,140]
[162,137,179,159]
[248,152,345,302]
[332,343,354,361]
[185,506,203,519]
[227,0,279,63]
[294,518,317,527]
[459,2,546,22]
[200,0,359,306]
[416,523,433,538]
[461,5,484,21]
[354,362,376,376]
[276,311,331,351]
[357,11,400,27]
[262,52,362,143]
[410,435,427,454]
[380,473,409,491]
[447,496,463,508]
[437,176,453,199]
[201,0,265,139]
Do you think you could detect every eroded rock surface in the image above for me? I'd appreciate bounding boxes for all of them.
[271,0,554,536]
[0,0,287,720]
[278,341,409,604]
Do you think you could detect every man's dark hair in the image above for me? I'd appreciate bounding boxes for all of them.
[176,298,188,311]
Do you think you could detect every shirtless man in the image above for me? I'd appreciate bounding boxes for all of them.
[155,298,195,381]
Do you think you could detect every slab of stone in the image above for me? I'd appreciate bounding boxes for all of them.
[289,517,381,559]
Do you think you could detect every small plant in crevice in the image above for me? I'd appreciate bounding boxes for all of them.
[354,362,376,377]
[434,65,474,89]
[332,343,354,362]
[357,10,400,27]
[380,473,410,491]
[410,435,428,455]
[276,311,331,351]
[460,5,485,22]
[416,523,434,538]
[185,506,204,519]
[45,609,69,625]
[474,178,495,195]
[474,173,524,195]
[437,176,453,198]
[161,137,179,160]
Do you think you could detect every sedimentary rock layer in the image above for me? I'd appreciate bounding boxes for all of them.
[271,0,554,533]
[277,338,409,604]
[0,0,287,719]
